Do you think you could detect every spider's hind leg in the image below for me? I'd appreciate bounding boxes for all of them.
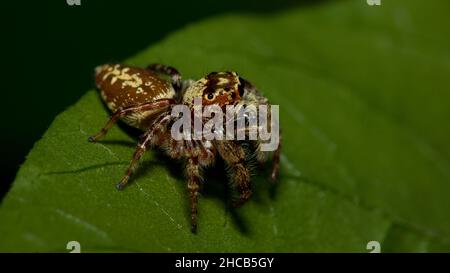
[88,99,174,142]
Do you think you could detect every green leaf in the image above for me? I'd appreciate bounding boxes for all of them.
[1,0,450,252]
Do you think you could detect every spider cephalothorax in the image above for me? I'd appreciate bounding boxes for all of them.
[183,71,244,107]
[90,63,281,232]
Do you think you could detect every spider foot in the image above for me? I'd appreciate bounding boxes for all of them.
[232,191,252,208]
[116,177,129,191]
[190,222,197,234]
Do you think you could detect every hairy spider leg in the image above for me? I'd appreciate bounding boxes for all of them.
[215,141,252,207]
[270,132,281,182]
[88,99,175,142]
[186,157,201,233]
[116,114,173,190]
[147,64,182,93]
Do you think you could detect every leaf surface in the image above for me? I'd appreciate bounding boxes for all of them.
[1,0,450,252]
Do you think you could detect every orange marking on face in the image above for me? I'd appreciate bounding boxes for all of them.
[202,93,231,106]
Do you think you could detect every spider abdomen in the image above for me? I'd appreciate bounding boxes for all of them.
[95,64,176,129]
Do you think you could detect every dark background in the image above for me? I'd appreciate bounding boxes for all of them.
[3,0,310,201]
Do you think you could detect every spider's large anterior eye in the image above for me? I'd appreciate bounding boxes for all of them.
[206,93,214,100]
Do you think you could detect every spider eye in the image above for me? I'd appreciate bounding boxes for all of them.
[206,93,214,100]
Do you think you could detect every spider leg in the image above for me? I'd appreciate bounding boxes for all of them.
[231,162,252,208]
[116,131,152,190]
[235,112,281,182]
[270,132,281,182]
[186,157,201,233]
[252,133,281,182]
[116,114,173,190]
[215,141,252,207]
[146,64,182,93]
[88,99,174,142]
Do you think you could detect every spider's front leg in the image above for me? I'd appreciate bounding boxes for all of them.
[186,157,201,233]
[270,132,281,182]
[88,99,174,142]
[252,136,282,182]
[215,141,252,207]
[147,64,182,93]
[246,122,282,183]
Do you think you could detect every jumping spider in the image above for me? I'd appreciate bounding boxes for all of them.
[89,63,281,232]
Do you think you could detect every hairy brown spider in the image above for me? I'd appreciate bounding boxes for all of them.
[89,63,281,232]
